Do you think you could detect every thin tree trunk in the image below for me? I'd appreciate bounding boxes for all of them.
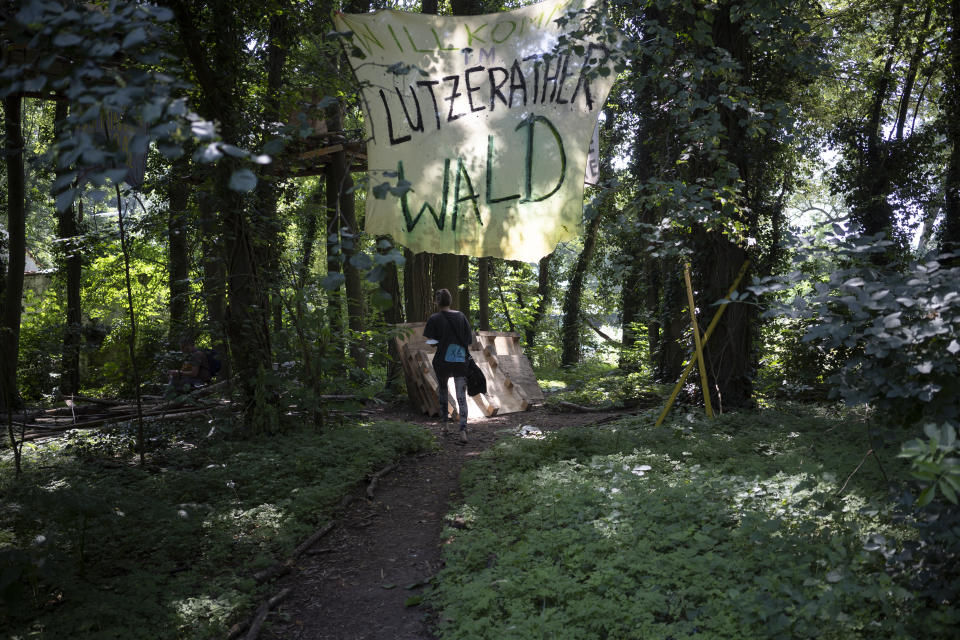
[458,255,470,322]
[860,0,905,240]
[657,262,685,383]
[1,95,26,416]
[198,191,229,377]
[943,0,960,254]
[895,3,932,142]
[525,253,553,349]
[167,158,191,345]
[477,257,491,330]
[54,100,82,395]
[378,237,404,390]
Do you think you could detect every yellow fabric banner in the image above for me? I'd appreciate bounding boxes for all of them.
[334,0,618,262]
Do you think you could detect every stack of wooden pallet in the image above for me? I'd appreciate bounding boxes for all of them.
[393,323,544,419]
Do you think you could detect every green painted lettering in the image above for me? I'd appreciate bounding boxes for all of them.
[516,115,566,203]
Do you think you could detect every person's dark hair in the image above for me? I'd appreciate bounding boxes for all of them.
[435,288,452,307]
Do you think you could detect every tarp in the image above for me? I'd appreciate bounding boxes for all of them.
[334,0,618,262]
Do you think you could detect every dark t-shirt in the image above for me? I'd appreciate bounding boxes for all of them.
[424,310,472,378]
[187,349,212,382]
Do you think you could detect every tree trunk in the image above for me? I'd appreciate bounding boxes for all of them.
[657,263,686,383]
[525,252,553,350]
[329,103,365,367]
[1,95,26,412]
[403,250,433,323]
[198,190,229,377]
[258,7,291,335]
[325,154,345,340]
[54,101,82,395]
[171,0,274,422]
[857,1,905,243]
[895,4,932,142]
[477,257,491,330]
[943,0,960,254]
[167,159,191,345]
[433,253,461,307]
[458,256,470,321]
[695,237,753,411]
[560,213,602,367]
[378,237,404,390]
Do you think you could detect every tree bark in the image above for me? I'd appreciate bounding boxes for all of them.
[477,257,491,330]
[525,253,553,350]
[198,189,229,377]
[403,250,433,323]
[943,0,960,254]
[54,100,83,395]
[1,95,26,413]
[696,238,753,411]
[258,5,292,334]
[657,263,685,383]
[560,213,602,367]
[167,158,191,346]
[378,237,404,390]
[170,0,273,421]
[432,253,461,308]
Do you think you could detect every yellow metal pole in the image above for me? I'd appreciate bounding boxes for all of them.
[654,259,750,426]
[684,262,714,418]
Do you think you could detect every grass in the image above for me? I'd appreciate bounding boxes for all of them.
[1,415,435,639]
[429,404,960,639]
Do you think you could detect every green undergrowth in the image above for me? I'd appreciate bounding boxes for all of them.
[538,362,667,410]
[1,417,435,639]
[430,405,959,639]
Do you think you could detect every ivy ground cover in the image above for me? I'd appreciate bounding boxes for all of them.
[430,406,959,639]
[1,418,434,638]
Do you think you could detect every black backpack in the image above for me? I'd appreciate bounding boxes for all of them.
[203,348,222,378]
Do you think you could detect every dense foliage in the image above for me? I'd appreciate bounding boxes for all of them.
[430,408,959,639]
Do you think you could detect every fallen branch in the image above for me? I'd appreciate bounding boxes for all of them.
[366,462,398,501]
[225,588,291,640]
[154,380,230,412]
[68,394,124,406]
[292,521,336,558]
[583,317,619,345]
[18,406,222,443]
[253,521,337,584]
[836,448,874,497]
[557,400,604,413]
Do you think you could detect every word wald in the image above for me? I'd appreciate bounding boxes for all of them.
[396,118,567,233]
[380,50,602,146]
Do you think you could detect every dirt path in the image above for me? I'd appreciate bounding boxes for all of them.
[264,404,622,640]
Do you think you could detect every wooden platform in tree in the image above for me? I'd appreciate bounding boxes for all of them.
[393,323,543,419]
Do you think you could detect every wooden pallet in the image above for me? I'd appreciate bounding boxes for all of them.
[393,323,543,418]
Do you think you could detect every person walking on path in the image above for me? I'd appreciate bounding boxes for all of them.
[423,288,474,443]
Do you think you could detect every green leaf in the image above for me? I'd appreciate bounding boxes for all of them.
[372,182,390,199]
[122,27,147,49]
[228,168,257,192]
[349,253,373,270]
[917,484,936,507]
[940,479,957,504]
[320,272,345,291]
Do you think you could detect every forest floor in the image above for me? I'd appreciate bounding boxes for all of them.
[266,401,626,640]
